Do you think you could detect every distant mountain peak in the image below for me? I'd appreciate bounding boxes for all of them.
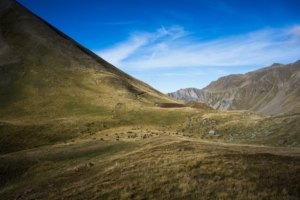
[270,63,282,66]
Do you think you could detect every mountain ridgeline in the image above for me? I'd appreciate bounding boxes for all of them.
[167,61,300,115]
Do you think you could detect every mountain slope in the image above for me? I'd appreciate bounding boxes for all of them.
[0,0,180,152]
[0,0,177,119]
[167,61,300,114]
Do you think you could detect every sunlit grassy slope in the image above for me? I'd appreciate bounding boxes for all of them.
[0,0,175,121]
[0,0,180,152]
[1,1,300,199]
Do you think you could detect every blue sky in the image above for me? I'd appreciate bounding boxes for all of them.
[17,0,300,93]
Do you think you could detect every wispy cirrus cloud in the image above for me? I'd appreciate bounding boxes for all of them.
[132,71,205,78]
[96,33,148,65]
[96,25,188,67]
[288,25,300,44]
[95,25,300,70]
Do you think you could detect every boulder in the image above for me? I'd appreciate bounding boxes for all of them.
[264,131,271,136]
[85,163,94,167]
[277,139,287,145]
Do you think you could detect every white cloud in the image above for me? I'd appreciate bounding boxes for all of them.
[95,25,300,70]
[288,25,300,44]
[95,33,149,66]
[132,71,205,77]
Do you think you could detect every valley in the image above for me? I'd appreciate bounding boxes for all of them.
[1,126,300,199]
[1,104,300,199]
[0,0,300,199]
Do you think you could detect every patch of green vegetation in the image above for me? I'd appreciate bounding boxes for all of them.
[0,122,78,154]
[63,102,108,116]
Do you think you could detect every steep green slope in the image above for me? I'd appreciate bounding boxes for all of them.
[0,0,178,152]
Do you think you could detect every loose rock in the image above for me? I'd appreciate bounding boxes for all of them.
[277,139,287,145]
[85,163,94,167]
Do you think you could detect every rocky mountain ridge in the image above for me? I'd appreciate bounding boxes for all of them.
[167,61,300,115]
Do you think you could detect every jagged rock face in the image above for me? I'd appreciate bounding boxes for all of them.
[167,61,300,115]
[167,88,207,102]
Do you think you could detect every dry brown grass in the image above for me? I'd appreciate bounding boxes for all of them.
[1,135,299,200]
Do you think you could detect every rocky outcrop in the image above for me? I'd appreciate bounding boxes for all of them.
[167,88,207,102]
[167,61,300,115]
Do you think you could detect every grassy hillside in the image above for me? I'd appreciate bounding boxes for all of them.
[0,0,179,152]
[0,0,174,121]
